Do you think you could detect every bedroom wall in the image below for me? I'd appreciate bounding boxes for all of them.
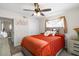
[36,16,46,33]
[63,7,79,40]
[40,7,79,48]
[0,20,2,31]
[0,9,28,46]
[0,9,41,46]
[28,16,41,35]
[0,7,79,47]
[62,8,79,48]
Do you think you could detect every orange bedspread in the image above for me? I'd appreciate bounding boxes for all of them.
[21,34,65,56]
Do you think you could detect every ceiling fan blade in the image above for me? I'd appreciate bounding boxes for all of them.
[40,13,45,16]
[23,9,34,11]
[40,8,51,12]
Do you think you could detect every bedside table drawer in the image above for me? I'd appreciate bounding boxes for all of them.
[72,50,79,55]
[71,47,79,55]
[72,40,79,44]
[73,43,79,45]
[73,46,79,48]
[73,48,79,51]
[67,39,79,55]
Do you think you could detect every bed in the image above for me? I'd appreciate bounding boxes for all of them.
[21,34,65,56]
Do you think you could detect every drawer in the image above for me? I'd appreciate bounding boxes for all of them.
[70,48,79,55]
[73,43,79,48]
[72,40,79,44]
[67,39,79,55]
[71,49,79,55]
[73,43,79,45]
[73,48,79,51]
[73,46,79,49]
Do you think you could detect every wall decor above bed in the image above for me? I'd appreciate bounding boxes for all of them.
[45,16,67,33]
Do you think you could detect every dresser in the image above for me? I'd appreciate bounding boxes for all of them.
[67,39,79,55]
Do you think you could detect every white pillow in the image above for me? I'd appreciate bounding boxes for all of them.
[44,31,51,36]
[52,29,57,36]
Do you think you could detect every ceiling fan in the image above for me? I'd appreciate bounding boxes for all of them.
[23,3,51,16]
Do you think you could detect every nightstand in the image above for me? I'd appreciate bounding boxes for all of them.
[67,39,79,55]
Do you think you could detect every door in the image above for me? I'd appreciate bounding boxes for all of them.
[0,17,14,42]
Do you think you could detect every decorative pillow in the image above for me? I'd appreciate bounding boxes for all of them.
[44,31,51,36]
[52,29,57,36]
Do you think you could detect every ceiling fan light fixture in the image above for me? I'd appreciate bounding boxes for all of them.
[34,12,37,16]
[23,3,51,16]
[34,12,41,16]
[37,12,41,16]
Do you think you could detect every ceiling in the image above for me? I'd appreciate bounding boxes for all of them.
[0,3,79,17]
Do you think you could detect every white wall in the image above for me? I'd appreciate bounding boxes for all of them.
[28,16,40,35]
[61,8,79,48]
[0,9,42,46]
[0,20,2,31]
[0,9,27,46]
[40,8,79,48]
[36,16,46,33]
[63,8,79,40]
[0,7,79,47]
[42,7,79,40]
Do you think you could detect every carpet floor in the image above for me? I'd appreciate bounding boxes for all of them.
[0,38,11,56]
[0,38,75,56]
[8,38,21,55]
[12,50,74,56]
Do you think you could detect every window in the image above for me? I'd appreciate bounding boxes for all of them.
[46,18,64,27]
[45,16,67,33]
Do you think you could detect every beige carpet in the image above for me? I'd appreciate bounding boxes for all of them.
[8,38,21,55]
[0,38,74,56]
[12,52,23,56]
[0,38,11,56]
[58,50,74,56]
